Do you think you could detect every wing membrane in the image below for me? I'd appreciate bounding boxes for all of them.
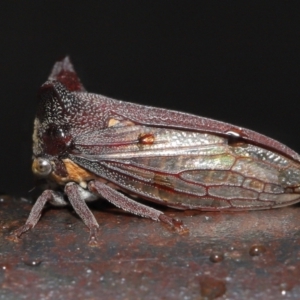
[70,125,300,211]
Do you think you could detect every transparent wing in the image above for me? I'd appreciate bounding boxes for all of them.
[70,125,300,211]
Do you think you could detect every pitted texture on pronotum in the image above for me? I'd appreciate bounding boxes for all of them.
[13,56,300,243]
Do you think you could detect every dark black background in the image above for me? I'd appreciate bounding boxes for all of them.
[1,2,300,195]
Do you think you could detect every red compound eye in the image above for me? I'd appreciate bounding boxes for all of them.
[42,124,73,156]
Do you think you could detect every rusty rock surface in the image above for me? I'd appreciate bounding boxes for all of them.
[1,195,300,299]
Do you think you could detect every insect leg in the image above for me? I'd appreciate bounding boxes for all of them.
[12,190,64,238]
[88,180,182,230]
[64,182,99,243]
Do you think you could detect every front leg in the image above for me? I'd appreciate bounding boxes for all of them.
[64,182,100,244]
[12,190,65,238]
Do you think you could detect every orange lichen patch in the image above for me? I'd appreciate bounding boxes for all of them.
[51,158,95,185]
[138,133,155,145]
